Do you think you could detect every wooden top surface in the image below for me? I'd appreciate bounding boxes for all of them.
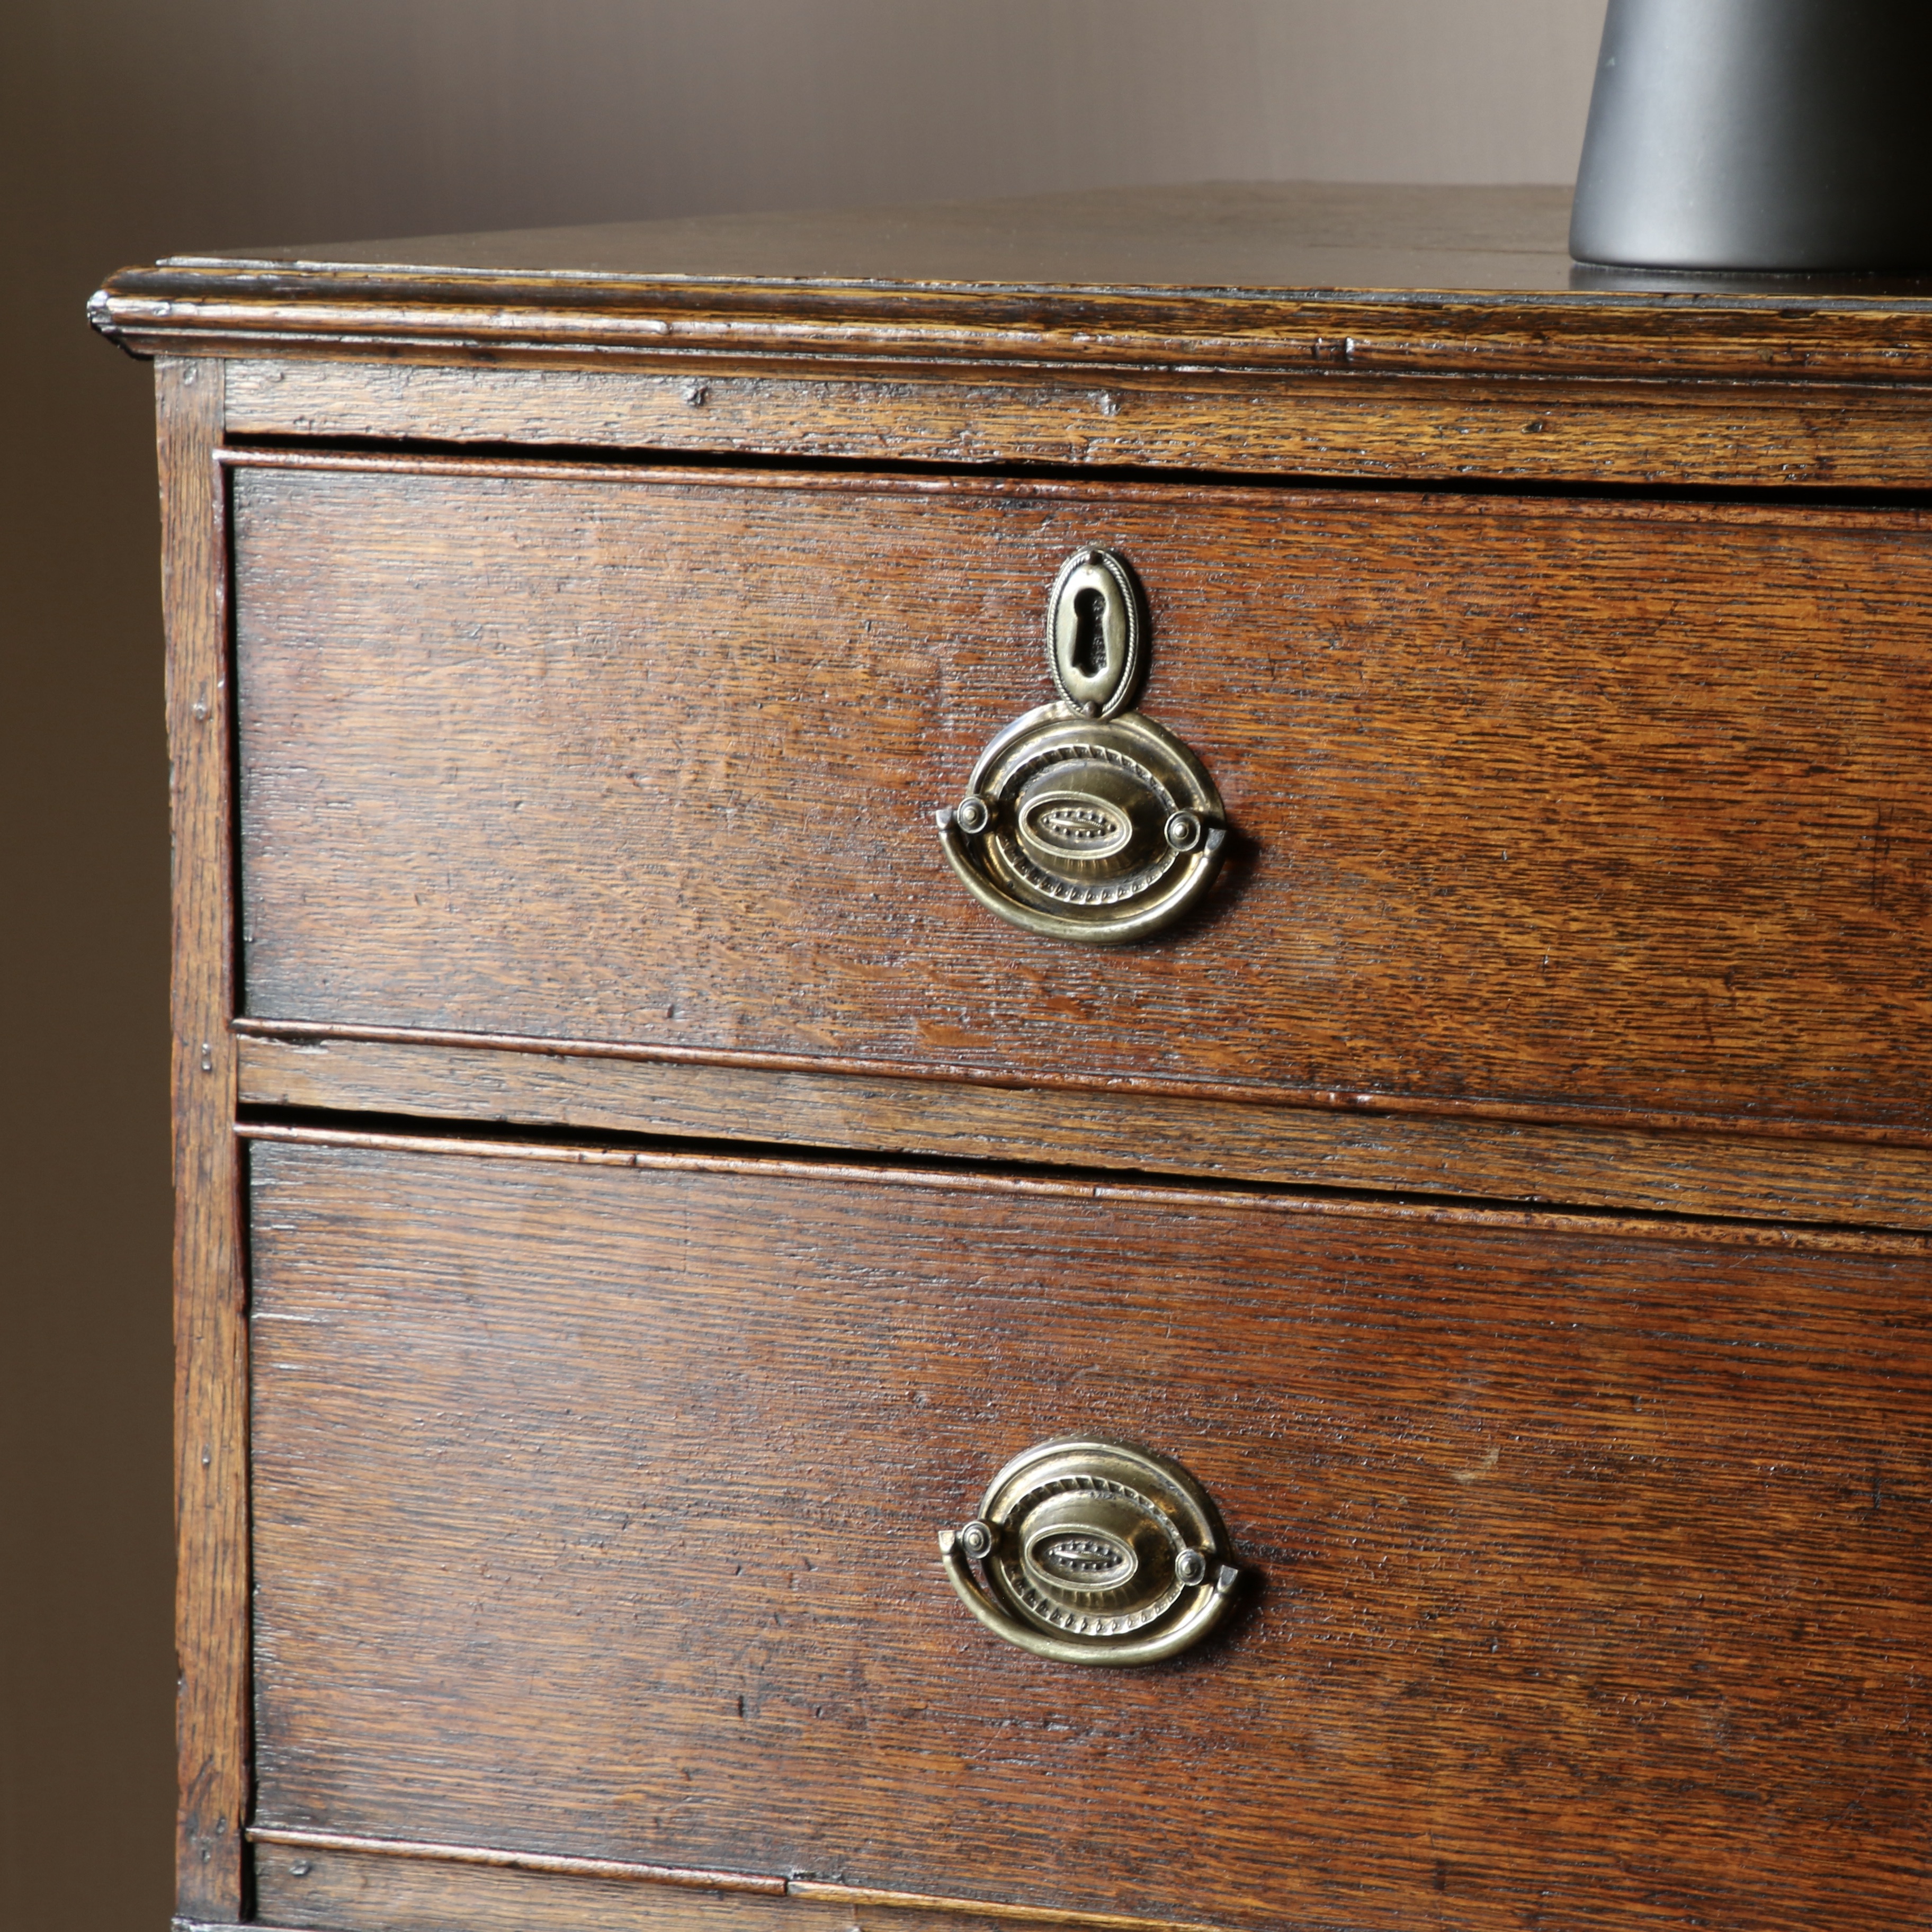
[184,183,1583,295]
[93,184,1932,384]
[166,183,1932,305]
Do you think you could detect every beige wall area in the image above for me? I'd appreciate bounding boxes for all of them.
[0,3,1605,1924]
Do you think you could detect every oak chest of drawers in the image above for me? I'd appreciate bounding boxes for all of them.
[95,184,1932,1932]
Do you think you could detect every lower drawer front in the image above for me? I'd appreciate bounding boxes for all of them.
[248,1137,1932,1932]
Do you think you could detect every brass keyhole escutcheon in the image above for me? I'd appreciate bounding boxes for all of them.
[938,1437,1241,1667]
[934,548,1228,944]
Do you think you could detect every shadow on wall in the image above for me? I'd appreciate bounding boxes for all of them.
[0,3,1604,1927]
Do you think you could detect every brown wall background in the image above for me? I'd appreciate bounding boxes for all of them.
[0,4,1604,1924]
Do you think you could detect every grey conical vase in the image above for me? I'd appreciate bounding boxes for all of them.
[1570,0,1932,272]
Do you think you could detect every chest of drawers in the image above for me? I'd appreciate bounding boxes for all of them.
[95,183,1932,1932]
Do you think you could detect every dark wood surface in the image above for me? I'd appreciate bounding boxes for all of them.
[253,1847,804,1932]
[218,355,1932,494]
[234,453,1932,1139]
[238,1122,1932,1257]
[167,183,1597,287]
[139,178,1932,302]
[88,185,1932,391]
[252,1834,1220,1932]
[128,187,1932,1932]
[236,1028,1932,1231]
[248,1131,1932,1932]
[157,358,250,1923]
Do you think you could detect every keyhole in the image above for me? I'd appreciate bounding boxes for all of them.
[1070,586,1108,679]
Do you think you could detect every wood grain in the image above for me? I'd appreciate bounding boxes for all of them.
[249,1839,1218,1932]
[238,1121,1932,1257]
[128,189,1932,1932]
[232,455,1932,1136]
[251,1824,784,1894]
[247,1134,1932,1932]
[142,183,1602,289]
[85,184,1932,389]
[157,358,249,1922]
[252,1846,800,1932]
[220,356,1932,494]
[235,1027,1932,1231]
[247,1825,1219,1931]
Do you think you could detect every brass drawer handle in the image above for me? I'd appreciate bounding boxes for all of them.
[935,550,1228,945]
[937,1436,1241,1667]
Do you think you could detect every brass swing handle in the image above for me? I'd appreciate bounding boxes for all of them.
[936,1436,1242,1667]
[938,1521,1240,1668]
[935,549,1228,946]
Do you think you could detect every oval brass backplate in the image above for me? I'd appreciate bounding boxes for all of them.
[938,1437,1241,1667]
[935,549,1228,944]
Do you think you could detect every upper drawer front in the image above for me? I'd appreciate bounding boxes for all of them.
[235,458,1932,1132]
[249,1137,1932,1932]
